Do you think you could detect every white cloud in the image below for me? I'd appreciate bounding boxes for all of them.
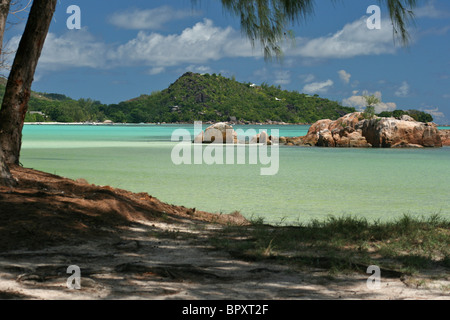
[303,80,334,94]
[338,70,351,84]
[342,90,397,113]
[39,30,108,70]
[415,1,450,19]
[184,65,212,74]
[422,107,445,119]
[108,6,200,30]
[287,17,397,59]
[419,25,450,37]
[395,81,410,97]
[148,67,165,75]
[5,29,109,71]
[4,14,408,77]
[109,19,255,68]
[376,102,398,114]
[6,19,256,74]
[299,74,316,83]
[342,95,366,110]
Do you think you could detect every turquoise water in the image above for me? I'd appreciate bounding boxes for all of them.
[20,124,450,225]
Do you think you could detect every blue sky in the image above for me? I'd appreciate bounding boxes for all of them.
[4,0,450,124]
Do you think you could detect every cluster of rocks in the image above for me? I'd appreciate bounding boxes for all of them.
[281,112,447,148]
[194,114,449,148]
[193,122,276,145]
[202,119,302,126]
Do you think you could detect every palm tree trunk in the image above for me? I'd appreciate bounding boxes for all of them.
[0,0,57,165]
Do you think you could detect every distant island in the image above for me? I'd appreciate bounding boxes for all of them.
[0,73,435,125]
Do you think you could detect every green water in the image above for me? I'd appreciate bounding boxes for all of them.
[20,124,450,225]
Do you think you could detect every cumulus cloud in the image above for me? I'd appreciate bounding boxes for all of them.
[338,70,351,84]
[395,81,410,97]
[5,29,109,71]
[342,94,366,110]
[109,19,255,68]
[287,17,397,59]
[4,14,408,77]
[14,19,256,75]
[342,90,397,113]
[108,6,200,30]
[303,80,334,94]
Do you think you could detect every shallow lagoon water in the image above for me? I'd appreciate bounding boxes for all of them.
[21,124,450,225]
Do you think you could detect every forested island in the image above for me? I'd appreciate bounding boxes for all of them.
[0,73,433,124]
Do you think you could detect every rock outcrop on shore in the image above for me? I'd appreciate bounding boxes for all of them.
[283,112,444,148]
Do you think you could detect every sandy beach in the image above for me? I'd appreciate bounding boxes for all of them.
[0,166,448,300]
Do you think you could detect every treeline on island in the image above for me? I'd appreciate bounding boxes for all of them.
[0,73,433,124]
[377,110,433,123]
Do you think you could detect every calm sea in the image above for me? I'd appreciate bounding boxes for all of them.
[20,124,450,225]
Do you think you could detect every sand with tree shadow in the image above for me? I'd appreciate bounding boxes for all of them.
[0,166,448,300]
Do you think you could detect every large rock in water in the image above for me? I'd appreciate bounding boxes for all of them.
[195,123,277,145]
[359,118,442,148]
[302,119,333,146]
[301,113,371,147]
[440,130,450,146]
[297,112,442,148]
[202,122,237,144]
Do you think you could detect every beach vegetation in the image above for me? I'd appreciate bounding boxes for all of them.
[209,214,450,275]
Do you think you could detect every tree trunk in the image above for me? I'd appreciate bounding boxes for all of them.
[0,149,15,186]
[0,0,13,187]
[0,0,57,165]
[0,0,11,55]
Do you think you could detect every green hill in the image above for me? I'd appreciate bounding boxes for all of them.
[0,77,106,123]
[0,73,434,124]
[106,72,355,124]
